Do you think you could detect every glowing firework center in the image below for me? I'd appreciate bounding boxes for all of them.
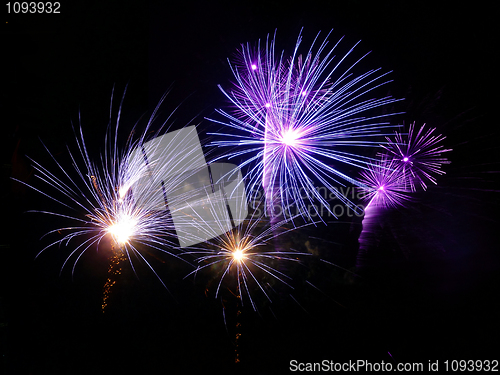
[128,126,248,247]
[107,214,138,245]
[232,247,245,262]
[280,128,301,147]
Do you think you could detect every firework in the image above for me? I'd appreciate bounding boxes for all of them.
[14,91,233,292]
[356,121,451,267]
[182,188,311,311]
[358,156,412,210]
[381,122,452,191]
[209,30,403,222]
[355,156,411,266]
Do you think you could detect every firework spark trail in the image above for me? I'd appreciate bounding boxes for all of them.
[183,203,310,364]
[356,122,451,266]
[178,163,316,364]
[13,89,224,295]
[381,122,452,191]
[356,157,412,267]
[101,244,127,312]
[208,30,404,222]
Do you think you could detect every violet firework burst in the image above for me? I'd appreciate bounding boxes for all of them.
[381,122,452,191]
[358,156,412,210]
[209,30,403,222]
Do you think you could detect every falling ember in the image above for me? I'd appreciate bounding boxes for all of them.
[101,245,127,313]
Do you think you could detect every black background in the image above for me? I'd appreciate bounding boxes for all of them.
[2,1,498,374]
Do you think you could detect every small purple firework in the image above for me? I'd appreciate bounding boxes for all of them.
[209,30,403,221]
[381,122,452,191]
[358,156,412,210]
[356,156,411,268]
[357,122,451,267]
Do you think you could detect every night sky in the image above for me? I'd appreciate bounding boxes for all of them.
[1,1,498,374]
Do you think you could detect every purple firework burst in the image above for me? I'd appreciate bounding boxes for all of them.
[381,122,452,191]
[209,30,403,221]
[358,156,412,210]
